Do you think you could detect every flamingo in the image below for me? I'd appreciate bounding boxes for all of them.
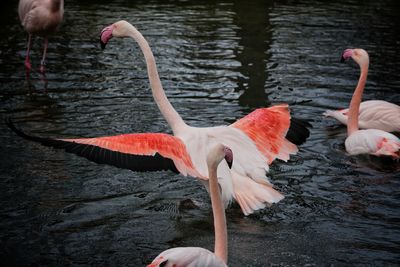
[7,20,310,215]
[323,53,400,133]
[18,0,64,76]
[337,48,399,158]
[324,100,400,133]
[147,144,231,267]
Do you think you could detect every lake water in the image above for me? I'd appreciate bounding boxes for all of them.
[0,0,399,266]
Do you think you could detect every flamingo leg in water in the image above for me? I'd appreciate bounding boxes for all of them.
[40,38,48,74]
[24,34,34,92]
[24,34,32,70]
[24,34,32,82]
[40,69,48,91]
[40,38,48,91]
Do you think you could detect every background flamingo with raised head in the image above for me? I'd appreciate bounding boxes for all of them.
[7,20,311,216]
[324,51,400,132]
[147,144,231,267]
[18,0,64,79]
[339,48,399,158]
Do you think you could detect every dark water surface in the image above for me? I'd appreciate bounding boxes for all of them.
[1,0,400,266]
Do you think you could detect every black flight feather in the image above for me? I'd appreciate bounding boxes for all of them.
[6,118,179,173]
[286,117,312,146]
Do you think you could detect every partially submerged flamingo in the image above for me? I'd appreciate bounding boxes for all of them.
[18,0,64,75]
[147,144,231,267]
[7,20,310,215]
[338,48,399,158]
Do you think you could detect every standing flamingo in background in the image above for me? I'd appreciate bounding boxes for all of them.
[323,54,400,133]
[338,48,399,158]
[7,20,311,215]
[18,0,64,80]
[148,144,231,267]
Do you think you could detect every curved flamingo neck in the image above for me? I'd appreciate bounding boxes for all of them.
[208,160,228,264]
[347,63,368,136]
[126,27,186,133]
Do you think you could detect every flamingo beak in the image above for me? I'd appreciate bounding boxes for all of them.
[100,25,115,50]
[227,159,233,169]
[100,41,106,50]
[341,48,353,63]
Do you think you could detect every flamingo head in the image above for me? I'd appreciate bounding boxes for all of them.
[100,20,135,49]
[207,144,233,170]
[340,48,369,67]
[100,25,115,49]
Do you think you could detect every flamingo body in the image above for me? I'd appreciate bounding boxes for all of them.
[324,100,400,132]
[19,0,64,36]
[175,124,284,213]
[345,129,400,158]
[18,0,64,75]
[147,247,227,267]
[8,20,310,215]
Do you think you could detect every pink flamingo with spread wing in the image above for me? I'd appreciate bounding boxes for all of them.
[7,20,311,215]
[338,48,399,158]
[18,0,64,77]
[147,144,231,267]
[324,50,400,133]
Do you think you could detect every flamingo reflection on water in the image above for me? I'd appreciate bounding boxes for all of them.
[7,20,311,215]
[18,0,64,87]
[147,144,231,267]
[335,49,399,158]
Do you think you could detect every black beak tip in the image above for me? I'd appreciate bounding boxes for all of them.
[100,41,106,50]
[227,160,233,169]
[340,56,346,63]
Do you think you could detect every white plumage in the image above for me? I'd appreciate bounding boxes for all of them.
[324,100,400,132]
[345,129,400,157]
[148,247,227,267]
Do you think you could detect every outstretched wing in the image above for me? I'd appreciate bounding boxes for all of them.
[231,104,299,164]
[7,119,202,178]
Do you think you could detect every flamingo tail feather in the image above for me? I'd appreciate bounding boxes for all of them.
[232,172,284,216]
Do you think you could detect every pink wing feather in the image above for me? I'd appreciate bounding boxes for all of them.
[231,104,298,164]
